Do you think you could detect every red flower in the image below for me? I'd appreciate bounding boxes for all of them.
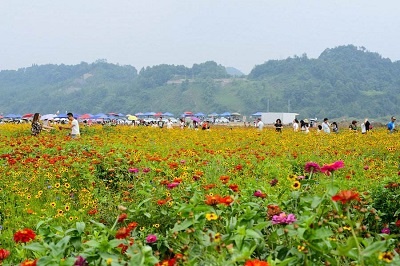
[205,195,222,206]
[88,209,98,215]
[219,195,234,206]
[20,259,38,266]
[115,227,131,239]
[332,190,360,204]
[13,228,36,243]
[395,220,400,228]
[235,164,243,170]
[0,249,10,260]
[244,259,269,266]
[219,175,230,184]
[118,213,128,223]
[228,184,239,192]
[127,222,138,230]
[157,199,167,205]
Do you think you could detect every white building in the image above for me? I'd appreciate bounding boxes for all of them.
[260,112,299,125]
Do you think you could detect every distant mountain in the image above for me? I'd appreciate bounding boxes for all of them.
[225,67,245,77]
[0,45,399,120]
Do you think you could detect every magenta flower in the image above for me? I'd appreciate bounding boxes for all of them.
[74,256,88,266]
[363,166,369,170]
[129,168,139,173]
[304,162,321,173]
[193,175,200,181]
[297,175,305,180]
[381,227,390,234]
[253,190,266,198]
[142,168,151,173]
[269,178,278,186]
[167,182,179,189]
[146,234,157,243]
[321,160,345,174]
[272,212,297,225]
[180,160,186,164]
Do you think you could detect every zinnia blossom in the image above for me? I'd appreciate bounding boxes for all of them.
[74,256,88,266]
[331,190,360,204]
[146,234,157,243]
[304,162,321,173]
[13,228,36,243]
[0,249,10,260]
[115,227,131,239]
[381,227,390,234]
[321,160,345,174]
[20,259,38,266]
[272,212,297,225]
[205,195,221,206]
[167,182,179,189]
[118,213,127,223]
[244,259,269,266]
[253,190,266,198]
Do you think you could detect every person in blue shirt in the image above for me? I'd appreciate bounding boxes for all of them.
[387,116,396,133]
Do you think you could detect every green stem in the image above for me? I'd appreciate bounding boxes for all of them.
[347,209,364,266]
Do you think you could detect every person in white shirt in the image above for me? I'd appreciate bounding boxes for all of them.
[322,118,330,134]
[166,119,173,129]
[256,118,264,130]
[293,119,299,132]
[59,113,80,139]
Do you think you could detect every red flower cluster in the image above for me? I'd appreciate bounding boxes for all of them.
[118,213,128,223]
[332,190,360,204]
[205,195,233,206]
[115,227,131,239]
[13,228,36,243]
[321,161,345,174]
[244,259,269,266]
[228,184,239,192]
[0,249,10,261]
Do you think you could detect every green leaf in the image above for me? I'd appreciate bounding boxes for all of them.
[23,242,47,253]
[172,219,192,231]
[76,222,85,234]
[309,227,333,240]
[362,240,386,257]
[245,229,263,239]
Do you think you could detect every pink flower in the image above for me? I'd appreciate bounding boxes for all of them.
[146,234,157,243]
[142,168,151,173]
[381,228,390,234]
[167,182,179,189]
[321,161,344,174]
[297,176,305,180]
[304,162,321,173]
[272,212,296,225]
[253,190,266,198]
[363,166,369,170]
[129,168,139,173]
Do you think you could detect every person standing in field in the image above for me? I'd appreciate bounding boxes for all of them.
[274,119,283,132]
[256,118,264,131]
[387,116,396,133]
[31,113,54,136]
[322,118,330,134]
[59,113,80,139]
[293,119,299,132]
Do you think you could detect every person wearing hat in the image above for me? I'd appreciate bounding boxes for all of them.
[387,116,396,134]
[349,120,358,131]
[322,118,330,133]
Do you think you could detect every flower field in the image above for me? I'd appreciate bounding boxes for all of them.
[0,124,399,265]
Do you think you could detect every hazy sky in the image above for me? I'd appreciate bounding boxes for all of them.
[1,0,399,74]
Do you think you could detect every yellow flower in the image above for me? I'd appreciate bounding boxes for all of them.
[106,258,112,265]
[379,251,394,263]
[64,183,71,188]
[205,213,218,221]
[343,225,351,231]
[165,192,171,197]
[214,232,221,242]
[55,183,60,188]
[291,181,301,190]
[297,245,305,252]
[50,202,56,208]
[65,205,70,211]
[153,224,160,228]
[139,226,145,231]
[69,216,74,221]
[287,174,297,181]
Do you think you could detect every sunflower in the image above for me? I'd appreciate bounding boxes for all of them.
[50,202,56,208]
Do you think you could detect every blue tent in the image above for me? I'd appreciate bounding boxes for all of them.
[144,112,156,116]
[252,112,263,116]
[162,112,174,117]
[4,114,20,118]
[194,112,206,117]
[219,112,231,117]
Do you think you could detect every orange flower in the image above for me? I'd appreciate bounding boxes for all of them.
[332,190,360,204]
[203,184,216,190]
[13,228,36,243]
[115,227,131,239]
[244,259,269,266]
[205,195,222,206]
[219,175,230,184]
[20,259,38,266]
[128,222,138,230]
[219,196,233,206]
[228,184,239,192]
[0,249,10,260]
[118,213,128,223]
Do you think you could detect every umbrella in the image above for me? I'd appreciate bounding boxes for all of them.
[184,111,193,115]
[231,112,241,116]
[22,113,34,118]
[127,115,138,121]
[191,117,201,123]
[40,114,56,120]
[252,112,262,116]
[135,112,145,116]
[208,112,219,117]
[154,112,163,116]
[220,112,231,117]
[194,112,206,117]
[79,114,93,119]
[4,114,21,118]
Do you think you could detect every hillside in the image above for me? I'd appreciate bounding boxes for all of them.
[1,45,399,120]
